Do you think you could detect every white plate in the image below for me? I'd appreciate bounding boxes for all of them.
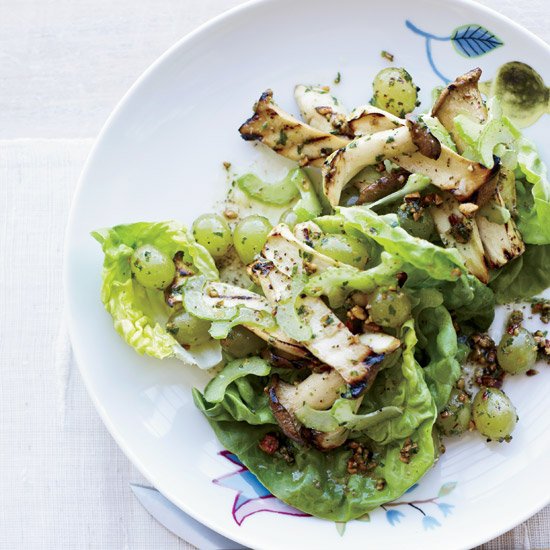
[64,0,550,548]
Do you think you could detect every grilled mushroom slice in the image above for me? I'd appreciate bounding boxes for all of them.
[431,69,524,267]
[356,168,409,205]
[476,168,525,267]
[266,370,349,449]
[251,225,399,393]
[430,193,489,283]
[294,85,349,134]
[406,116,442,160]
[347,105,402,136]
[322,121,496,206]
[431,68,487,153]
[239,90,348,167]
[322,126,416,206]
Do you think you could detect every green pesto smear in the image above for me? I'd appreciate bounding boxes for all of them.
[481,61,550,128]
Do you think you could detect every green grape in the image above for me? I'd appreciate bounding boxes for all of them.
[192,214,232,259]
[436,388,471,437]
[397,206,435,240]
[279,208,298,229]
[233,215,272,265]
[221,326,266,358]
[313,234,369,268]
[372,67,418,117]
[472,387,517,441]
[497,328,537,374]
[368,288,411,328]
[130,244,175,289]
[166,310,211,346]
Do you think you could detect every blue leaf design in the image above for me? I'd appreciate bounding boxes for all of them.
[386,509,405,526]
[422,515,441,530]
[437,502,455,517]
[451,25,503,57]
[405,483,419,494]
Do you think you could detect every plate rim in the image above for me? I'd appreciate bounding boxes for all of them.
[63,0,550,547]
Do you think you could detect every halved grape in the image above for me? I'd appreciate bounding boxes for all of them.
[221,326,266,358]
[233,215,272,265]
[166,310,211,346]
[192,214,232,259]
[368,288,411,328]
[130,244,175,289]
[313,234,369,268]
[436,388,471,437]
[497,328,537,374]
[371,67,418,117]
[472,387,517,441]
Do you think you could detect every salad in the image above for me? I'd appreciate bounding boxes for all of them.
[94,66,550,521]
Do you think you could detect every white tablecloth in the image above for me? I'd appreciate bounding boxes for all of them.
[1,1,548,548]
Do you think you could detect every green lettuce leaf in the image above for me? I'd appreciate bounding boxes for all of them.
[415,304,460,412]
[193,321,437,520]
[193,375,275,425]
[339,206,465,281]
[92,221,221,366]
[194,410,436,521]
[515,139,550,244]
[359,321,437,445]
[489,244,550,303]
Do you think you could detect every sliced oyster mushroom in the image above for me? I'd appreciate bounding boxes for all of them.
[294,85,348,134]
[239,90,348,167]
[266,370,349,449]
[431,69,524,267]
[431,67,487,152]
[430,193,489,283]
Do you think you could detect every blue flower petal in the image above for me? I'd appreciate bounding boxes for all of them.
[386,509,405,526]
[437,502,455,517]
[422,515,441,530]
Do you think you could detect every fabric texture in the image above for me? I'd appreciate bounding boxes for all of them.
[0,0,548,548]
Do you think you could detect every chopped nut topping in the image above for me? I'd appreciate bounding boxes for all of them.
[533,330,550,362]
[458,202,479,217]
[223,208,238,219]
[347,442,378,475]
[348,305,367,321]
[531,299,550,323]
[399,437,418,464]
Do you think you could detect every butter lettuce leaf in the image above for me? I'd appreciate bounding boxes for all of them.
[360,320,437,445]
[92,221,221,367]
[489,244,550,303]
[515,138,550,245]
[339,206,465,281]
[195,402,436,521]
